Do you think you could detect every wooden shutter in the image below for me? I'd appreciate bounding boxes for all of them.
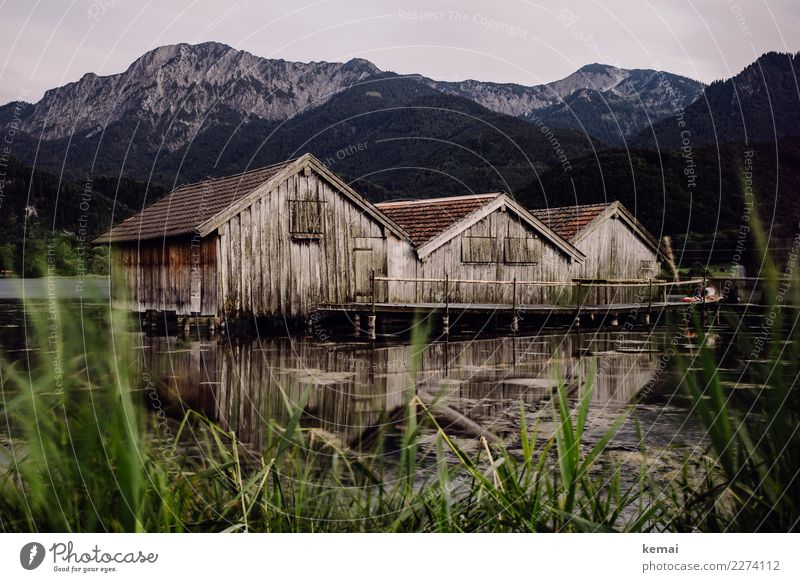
[504,236,540,264]
[462,236,495,263]
[289,200,324,237]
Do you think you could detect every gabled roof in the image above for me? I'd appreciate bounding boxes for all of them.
[93,159,295,243]
[93,154,409,244]
[376,194,499,246]
[530,203,611,241]
[531,201,664,258]
[378,193,585,263]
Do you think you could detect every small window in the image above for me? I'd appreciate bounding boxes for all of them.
[504,236,540,264]
[289,200,324,239]
[462,236,495,263]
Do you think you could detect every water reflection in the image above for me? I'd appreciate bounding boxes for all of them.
[140,331,677,452]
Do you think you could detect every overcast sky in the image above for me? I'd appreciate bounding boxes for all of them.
[1,0,798,104]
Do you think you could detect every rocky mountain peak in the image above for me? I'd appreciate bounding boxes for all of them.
[343,57,381,75]
[577,63,616,74]
[550,63,628,95]
[12,42,383,151]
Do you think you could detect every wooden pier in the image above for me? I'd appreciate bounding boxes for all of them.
[313,275,726,336]
[133,276,769,337]
[318,300,693,316]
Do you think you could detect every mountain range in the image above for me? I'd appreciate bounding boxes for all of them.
[1,42,798,272]
[0,42,704,185]
[3,42,704,148]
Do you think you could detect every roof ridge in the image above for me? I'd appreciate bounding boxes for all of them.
[93,156,308,243]
[376,193,501,207]
[170,156,302,192]
[529,201,621,242]
[533,201,614,212]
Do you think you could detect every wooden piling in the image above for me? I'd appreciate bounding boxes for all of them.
[444,273,450,335]
[701,274,707,325]
[511,277,519,332]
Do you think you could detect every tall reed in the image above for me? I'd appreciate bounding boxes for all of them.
[0,300,179,531]
[670,206,800,532]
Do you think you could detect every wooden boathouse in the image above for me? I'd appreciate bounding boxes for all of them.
[531,202,665,303]
[92,153,410,320]
[376,193,585,305]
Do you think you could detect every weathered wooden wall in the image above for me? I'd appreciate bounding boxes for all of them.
[217,170,394,319]
[111,236,217,315]
[387,211,575,305]
[572,216,660,303]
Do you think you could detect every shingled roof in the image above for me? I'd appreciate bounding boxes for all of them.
[376,194,500,246]
[93,158,297,243]
[530,203,612,241]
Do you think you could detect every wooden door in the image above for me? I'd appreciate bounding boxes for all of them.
[353,248,374,302]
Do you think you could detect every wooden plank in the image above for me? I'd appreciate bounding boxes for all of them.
[279,176,288,315]
[220,227,229,315]
[252,198,262,316]
[242,207,252,313]
[231,214,241,312]
[262,194,274,316]
[202,236,217,315]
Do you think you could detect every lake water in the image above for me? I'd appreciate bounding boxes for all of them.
[2,282,751,472]
[133,329,709,460]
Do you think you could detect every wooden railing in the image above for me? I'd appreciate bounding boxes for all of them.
[369,273,708,312]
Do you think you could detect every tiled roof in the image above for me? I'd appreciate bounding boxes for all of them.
[376,194,500,246]
[530,203,612,241]
[93,159,297,243]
